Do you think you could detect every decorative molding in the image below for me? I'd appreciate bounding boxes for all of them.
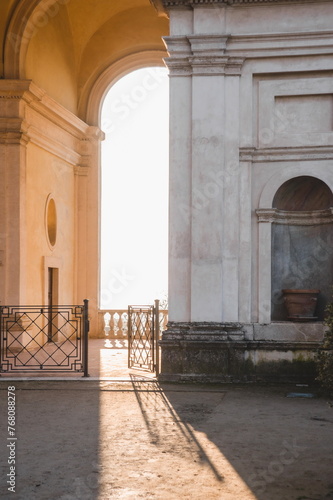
[164,57,192,76]
[189,56,229,75]
[0,80,44,100]
[164,30,333,75]
[0,132,30,146]
[154,0,328,9]
[0,80,104,164]
[256,208,333,225]
[163,36,191,56]
[164,35,245,75]
[225,57,245,76]
[165,54,244,75]
[187,35,228,56]
[74,166,90,177]
[240,146,333,163]
[227,30,333,58]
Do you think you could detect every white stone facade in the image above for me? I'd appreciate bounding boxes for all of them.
[152,0,333,379]
[0,0,332,380]
[158,0,333,325]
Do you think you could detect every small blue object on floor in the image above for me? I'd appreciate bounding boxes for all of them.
[286,393,315,398]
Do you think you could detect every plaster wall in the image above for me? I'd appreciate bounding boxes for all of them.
[0,0,19,76]
[165,1,333,339]
[25,144,76,306]
[0,81,103,336]
[25,5,77,114]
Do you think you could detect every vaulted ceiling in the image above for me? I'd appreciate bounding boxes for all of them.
[0,0,168,118]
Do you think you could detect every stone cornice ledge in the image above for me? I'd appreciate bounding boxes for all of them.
[256,207,333,225]
[152,0,325,13]
[162,321,245,341]
[239,146,333,163]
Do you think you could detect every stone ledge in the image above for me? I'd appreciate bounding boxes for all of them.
[152,0,324,13]
[160,339,322,350]
[162,321,245,340]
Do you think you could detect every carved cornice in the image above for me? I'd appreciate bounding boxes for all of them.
[240,146,333,163]
[74,165,90,177]
[154,0,325,8]
[164,34,245,75]
[188,35,228,56]
[0,132,30,146]
[0,118,30,146]
[165,53,244,75]
[152,0,324,14]
[256,208,333,225]
[0,80,104,164]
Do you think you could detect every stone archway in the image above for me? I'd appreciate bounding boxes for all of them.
[84,51,167,125]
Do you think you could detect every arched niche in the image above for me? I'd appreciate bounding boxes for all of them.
[270,176,333,321]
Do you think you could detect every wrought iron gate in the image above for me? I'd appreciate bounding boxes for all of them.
[0,300,89,376]
[128,299,160,375]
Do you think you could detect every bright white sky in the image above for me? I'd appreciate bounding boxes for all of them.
[100,67,169,310]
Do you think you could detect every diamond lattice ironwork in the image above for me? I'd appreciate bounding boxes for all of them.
[128,306,155,371]
[0,304,88,375]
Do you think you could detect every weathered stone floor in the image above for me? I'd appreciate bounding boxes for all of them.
[0,376,332,500]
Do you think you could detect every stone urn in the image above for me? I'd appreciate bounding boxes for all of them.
[282,289,320,321]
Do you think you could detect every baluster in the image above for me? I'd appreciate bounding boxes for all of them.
[104,312,111,336]
[123,312,128,338]
[110,312,115,337]
[118,312,123,337]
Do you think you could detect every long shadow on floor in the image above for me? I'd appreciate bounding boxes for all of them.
[0,380,102,500]
[130,376,333,500]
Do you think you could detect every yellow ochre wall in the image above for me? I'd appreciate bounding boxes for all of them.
[25,5,78,114]
[0,0,168,335]
[25,144,76,306]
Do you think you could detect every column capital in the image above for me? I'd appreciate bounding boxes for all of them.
[164,35,245,76]
[0,118,31,146]
[74,165,90,177]
[188,34,228,56]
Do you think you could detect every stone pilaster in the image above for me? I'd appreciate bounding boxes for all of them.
[0,82,32,305]
[164,33,244,324]
[75,126,104,337]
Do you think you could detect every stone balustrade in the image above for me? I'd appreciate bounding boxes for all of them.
[97,309,168,338]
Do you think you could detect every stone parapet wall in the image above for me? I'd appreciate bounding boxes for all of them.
[159,321,323,383]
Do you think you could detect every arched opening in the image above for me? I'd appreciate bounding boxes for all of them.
[271,176,333,321]
[100,66,169,312]
[273,176,333,211]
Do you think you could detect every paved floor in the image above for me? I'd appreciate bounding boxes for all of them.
[0,379,333,500]
[0,341,333,500]
[88,339,157,380]
[0,339,155,381]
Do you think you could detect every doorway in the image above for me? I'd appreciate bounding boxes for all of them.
[48,267,59,342]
